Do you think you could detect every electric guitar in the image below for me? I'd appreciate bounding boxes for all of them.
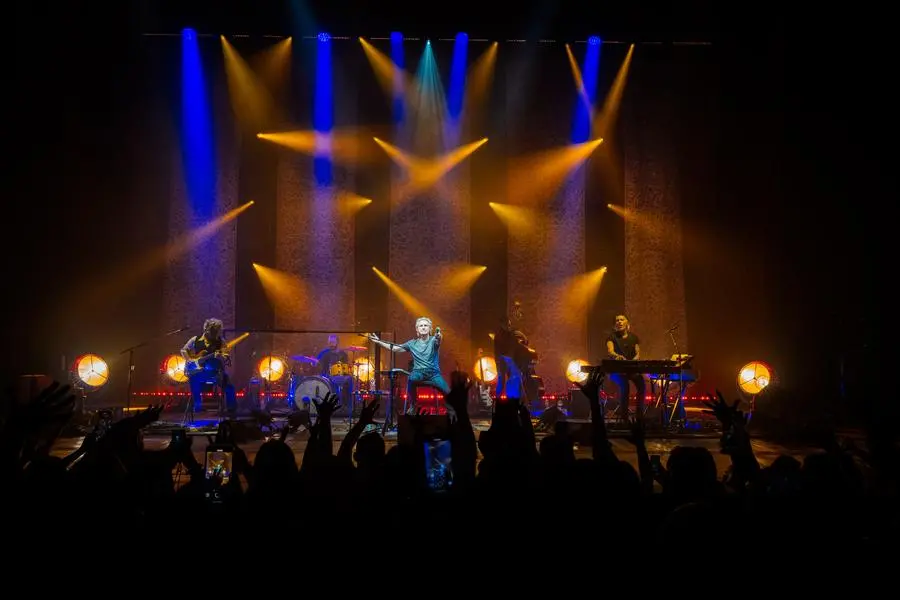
[184,350,229,376]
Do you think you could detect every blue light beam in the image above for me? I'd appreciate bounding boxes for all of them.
[313,32,333,186]
[181,28,216,220]
[572,36,601,143]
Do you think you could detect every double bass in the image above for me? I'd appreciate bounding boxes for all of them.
[494,301,543,408]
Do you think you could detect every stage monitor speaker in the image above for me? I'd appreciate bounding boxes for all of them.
[397,414,450,446]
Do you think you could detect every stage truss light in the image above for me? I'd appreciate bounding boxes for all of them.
[258,355,288,382]
[161,354,188,384]
[472,355,498,384]
[566,359,589,384]
[71,353,110,390]
[737,361,772,395]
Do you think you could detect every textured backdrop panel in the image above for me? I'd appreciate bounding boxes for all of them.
[505,50,588,394]
[275,155,356,358]
[507,171,587,394]
[274,156,356,357]
[622,55,688,360]
[163,78,239,339]
[386,168,471,373]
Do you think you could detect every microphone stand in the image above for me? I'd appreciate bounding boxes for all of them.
[666,326,683,427]
[120,326,191,415]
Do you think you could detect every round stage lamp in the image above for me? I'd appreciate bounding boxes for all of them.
[354,357,375,383]
[472,356,498,384]
[72,353,110,389]
[258,356,287,382]
[566,359,589,384]
[738,361,772,395]
[161,354,188,383]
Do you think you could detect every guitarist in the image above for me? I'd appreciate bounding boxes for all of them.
[181,318,236,414]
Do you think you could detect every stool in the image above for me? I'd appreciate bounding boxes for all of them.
[183,376,225,425]
[405,381,446,416]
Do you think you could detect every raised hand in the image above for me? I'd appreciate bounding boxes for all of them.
[313,392,341,417]
[10,381,78,426]
[702,390,744,427]
[358,398,380,426]
[575,370,604,404]
[450,370,470,391]
[625,416,645,447]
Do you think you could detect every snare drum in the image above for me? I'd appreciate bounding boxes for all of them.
[290,375,334,414]
[329,362,351,377]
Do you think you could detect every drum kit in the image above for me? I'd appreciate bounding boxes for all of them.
[283,345,372,417]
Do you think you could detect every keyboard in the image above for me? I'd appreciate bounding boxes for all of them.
[580,359,682,375]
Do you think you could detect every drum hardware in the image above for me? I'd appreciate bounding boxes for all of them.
[329,362,352,377]
[291,354,318,364]
[340,345,368,353]
[288,355,318,377]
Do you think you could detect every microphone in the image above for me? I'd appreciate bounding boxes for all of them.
[435,326,442,335]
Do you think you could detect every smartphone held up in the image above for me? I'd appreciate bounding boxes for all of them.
[424,438,453,493]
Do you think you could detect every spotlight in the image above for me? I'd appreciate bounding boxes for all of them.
[161,354,188,384]
[566,359,589,384]
[354,357,375,383]
[737,361,772,395]
[472,355,498,384]
[71,353,110,390]
[258,355,288,382]
[183,28,195,41]
[318,32,331,43]
[390,31,403,43]
[588,35,601,46]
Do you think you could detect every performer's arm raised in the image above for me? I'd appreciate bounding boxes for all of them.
[366,333,407,353]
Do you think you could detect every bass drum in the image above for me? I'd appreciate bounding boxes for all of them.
[290,375,334,414]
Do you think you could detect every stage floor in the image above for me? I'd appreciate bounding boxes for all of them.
[49,409,824,478]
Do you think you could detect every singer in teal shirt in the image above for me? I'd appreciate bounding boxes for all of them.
[367,316,450,415]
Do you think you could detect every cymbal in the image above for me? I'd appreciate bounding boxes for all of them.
[341,345,368,353]
[291,355,319,364]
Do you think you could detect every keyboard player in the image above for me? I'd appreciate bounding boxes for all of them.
[606,314,647,417]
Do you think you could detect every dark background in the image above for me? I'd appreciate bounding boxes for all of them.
[7,1,883,424]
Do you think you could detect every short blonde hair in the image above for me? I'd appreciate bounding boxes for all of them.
[415,317,433,331]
